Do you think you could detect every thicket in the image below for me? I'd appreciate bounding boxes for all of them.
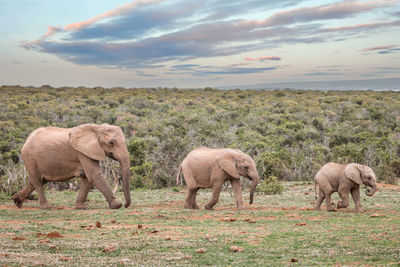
[1,85,399,195]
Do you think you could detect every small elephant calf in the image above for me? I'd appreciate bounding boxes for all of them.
[176,147,259,210]
[314,163,377,212]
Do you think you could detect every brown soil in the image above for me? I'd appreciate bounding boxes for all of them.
[0,205,39,210]
[377,183,399,190]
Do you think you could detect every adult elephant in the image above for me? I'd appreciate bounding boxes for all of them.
[13,124,131,210]
[176,148,259,210]
[314,163,377,212]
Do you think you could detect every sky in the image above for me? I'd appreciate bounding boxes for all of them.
[1,0,400,89]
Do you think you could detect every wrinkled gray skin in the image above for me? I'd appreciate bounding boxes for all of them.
[314,163,377,212]
[13,124,131,210]
[176,148,259,210]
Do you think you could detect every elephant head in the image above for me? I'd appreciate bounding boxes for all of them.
[217,150,259,204]
[344,163,377,197]
[69,124,131,208]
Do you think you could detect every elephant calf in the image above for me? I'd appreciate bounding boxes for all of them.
[176,147,259,210]
[314,163,377,212]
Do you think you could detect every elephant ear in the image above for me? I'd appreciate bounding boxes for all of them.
[217,151,240,179]
[344,163,363,185]
[69,124,106,161]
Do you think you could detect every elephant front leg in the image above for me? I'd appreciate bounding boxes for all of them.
[75,178,93,210]
[78,154,122,209]
[230,179,243,210]
[350,187,362,212]
[205,181,223,210]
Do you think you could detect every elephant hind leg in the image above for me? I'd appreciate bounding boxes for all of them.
[316,177,334,211]
[182,167,199,209]
[313,187,325,211]
[24,163,51,210]
[185,187,199,209]
[191,188,200,209]
[13,183,35,208]
[337,187,350,209]
[75,178,93,210]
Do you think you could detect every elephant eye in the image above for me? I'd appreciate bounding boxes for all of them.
[109,141,114,146]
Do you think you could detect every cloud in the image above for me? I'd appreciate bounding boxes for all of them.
[194,66,278,76]
[167,64,278,76]
[245,56,281,61]
[23,0,400,73]
[64,0,165,31]
[360,44,400,54]
[361,45,398,51]
[378,48,400,54]
[255,0,399,29]
[304,72,341,76]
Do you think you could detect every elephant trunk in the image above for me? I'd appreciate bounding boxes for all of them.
[365,184,377,197]
[249,174,259,204]
[119,157,131,208]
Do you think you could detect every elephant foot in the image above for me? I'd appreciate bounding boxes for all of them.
[75,202,88,210]
[313,206,321,211]
[327,208,336,212]
[109,199,122,209]
[40,203,52,210]
[12,195,23,208]
[204,205,214,211]
[193,205,199,209]
[184,204,193,209]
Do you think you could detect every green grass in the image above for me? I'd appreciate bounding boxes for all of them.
[0,183,399,266]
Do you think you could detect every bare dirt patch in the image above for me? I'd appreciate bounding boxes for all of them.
[0,205,39,210]
[377,183,399,190]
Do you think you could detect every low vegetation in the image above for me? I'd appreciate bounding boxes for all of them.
[1,85,400,196]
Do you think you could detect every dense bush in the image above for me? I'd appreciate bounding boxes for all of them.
[1,85,399,195]
[256,175,284,195]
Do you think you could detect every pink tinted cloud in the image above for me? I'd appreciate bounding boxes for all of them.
[245,56,281,61]
[361,45,398,51]
[64,0,164,31]
[257,0,398,27]
[322,20,400,32]
[44,26,62,38]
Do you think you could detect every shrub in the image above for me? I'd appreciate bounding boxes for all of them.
[257,176,284,195]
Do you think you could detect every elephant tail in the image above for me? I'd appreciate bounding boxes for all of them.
[314,180,318,200]
[176,165,182,185]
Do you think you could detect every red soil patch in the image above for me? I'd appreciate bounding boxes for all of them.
[46,232,63,238]
[12,236,26,240]
[281,206,298,211]
[0,205,39,210]
[377,183,399,190]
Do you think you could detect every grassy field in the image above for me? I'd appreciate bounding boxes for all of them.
[0,182,399,266]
